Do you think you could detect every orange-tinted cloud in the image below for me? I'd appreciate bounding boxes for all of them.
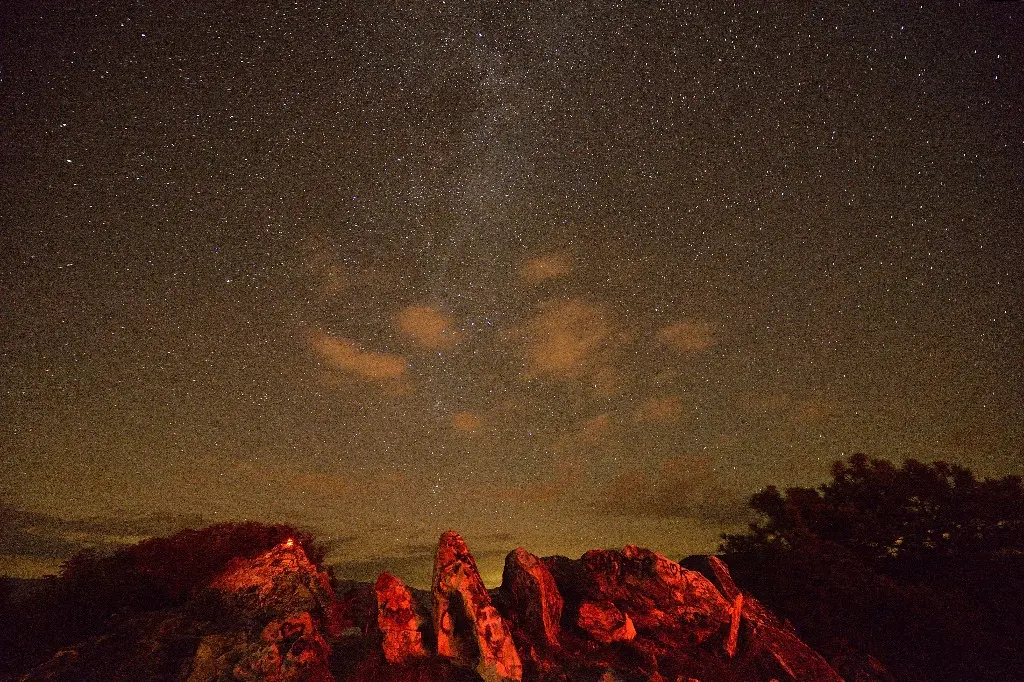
[579,413,612,445]
[452,411,483,433]
[521,252,572,284]
[633,395,684,424]
[603,455,748,524]
[518,299,620,382]
[740,392,837,424]
[658,320,715,352]
[396,305,461,350]
[311,333,408,381]
[291,473,355,497]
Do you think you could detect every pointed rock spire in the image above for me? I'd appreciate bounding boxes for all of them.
[500,547,563,649]
[375,572,429,664]
[433,530,523,682]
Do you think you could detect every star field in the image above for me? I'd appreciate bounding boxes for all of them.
[1,1,1022,586]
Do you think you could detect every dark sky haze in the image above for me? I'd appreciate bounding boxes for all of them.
[2,1,1022,586]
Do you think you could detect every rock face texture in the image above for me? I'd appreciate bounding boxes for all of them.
[580,545,733,644]
[17,530,845,682]
[375,572,429,664]
[499,548,563,649]
[19,539,338,682]
[683,555,845,682]
[433,530,524,682]
[725,593,743,659]
[576,600,636,644]
[190,540,336,682]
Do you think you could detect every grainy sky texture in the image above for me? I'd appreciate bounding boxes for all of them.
[2,1,1022,586]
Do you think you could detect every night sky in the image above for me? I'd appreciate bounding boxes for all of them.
[2,1,1022,587]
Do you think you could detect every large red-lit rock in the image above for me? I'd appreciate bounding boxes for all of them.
[683,554,844,682]
[375,572,429,664]
[433,530,523,682]
[576,600,636,644]
[191,540,336,682]
[499,547,563,649]
[210,539,335,615]
[579,545,732,644]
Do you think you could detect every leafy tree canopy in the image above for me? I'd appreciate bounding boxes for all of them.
[721,454,1024,682]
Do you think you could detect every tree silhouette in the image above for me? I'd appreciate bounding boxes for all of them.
[721,454,1024,682]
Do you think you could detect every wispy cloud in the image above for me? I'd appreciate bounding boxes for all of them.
[658,320,715,352]
[601,455,749,524]
[451,411,483,433]
[311,332,409,382]
[520,252,572,284]
[395,305,461,350]
[515,299,625,393]
[633,395,685,424]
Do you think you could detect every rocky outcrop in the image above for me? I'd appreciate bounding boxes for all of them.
[191,539,336,682]
[684,554,844,682]
[210,538,335,615]
[499,548,563,649]
[20,538,339,682]
[375,572,429,664]
[579,545,733,644]
[433,530,523,682]
[202,611,333,682]
[16,530,845,682]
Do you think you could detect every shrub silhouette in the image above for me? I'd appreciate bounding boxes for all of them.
[0,521,325,677]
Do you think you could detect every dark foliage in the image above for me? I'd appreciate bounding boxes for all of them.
[0,520,325,678]
[721,453,1024,682]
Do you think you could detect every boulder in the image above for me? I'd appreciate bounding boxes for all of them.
[683,554,843,682]
[230,611,333,682]
[375,572,429,664]
[576,600,636,644]
[194,540,335,682]
[499,547,563,649]
[579,546,732,643]
[433,530,523,682]
[210,539,335,617]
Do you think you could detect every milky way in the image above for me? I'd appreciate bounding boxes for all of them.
[2,1,1022,586]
